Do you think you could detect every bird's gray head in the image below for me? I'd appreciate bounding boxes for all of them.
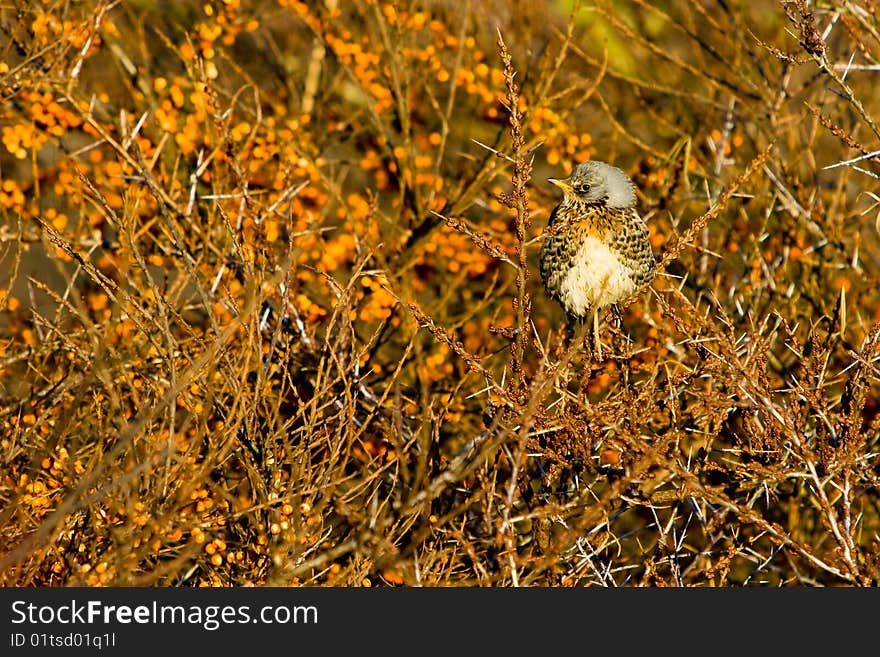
[548,160,636,208]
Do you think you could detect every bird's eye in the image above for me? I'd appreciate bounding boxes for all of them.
[577,183,591,193]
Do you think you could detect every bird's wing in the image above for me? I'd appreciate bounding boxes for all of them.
[606,208,656,287]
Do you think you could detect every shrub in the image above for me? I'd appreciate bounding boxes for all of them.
[1,0,878,586]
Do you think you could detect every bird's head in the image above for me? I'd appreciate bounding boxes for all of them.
[548,160,636,208]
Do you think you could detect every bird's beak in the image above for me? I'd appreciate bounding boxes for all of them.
[548,178,573,193]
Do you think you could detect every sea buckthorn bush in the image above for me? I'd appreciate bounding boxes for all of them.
[1,0,879,586]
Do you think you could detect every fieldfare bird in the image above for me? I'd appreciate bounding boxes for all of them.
[539,160,655,359]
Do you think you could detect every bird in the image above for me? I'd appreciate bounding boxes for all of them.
[539,160,655,359]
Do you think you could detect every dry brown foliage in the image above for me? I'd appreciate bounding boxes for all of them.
[1,0,879,586]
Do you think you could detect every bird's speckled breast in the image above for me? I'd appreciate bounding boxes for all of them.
[560,234,637,316]
[539,204,654,319]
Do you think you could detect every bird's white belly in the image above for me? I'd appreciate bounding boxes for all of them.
[559,235,635,317]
